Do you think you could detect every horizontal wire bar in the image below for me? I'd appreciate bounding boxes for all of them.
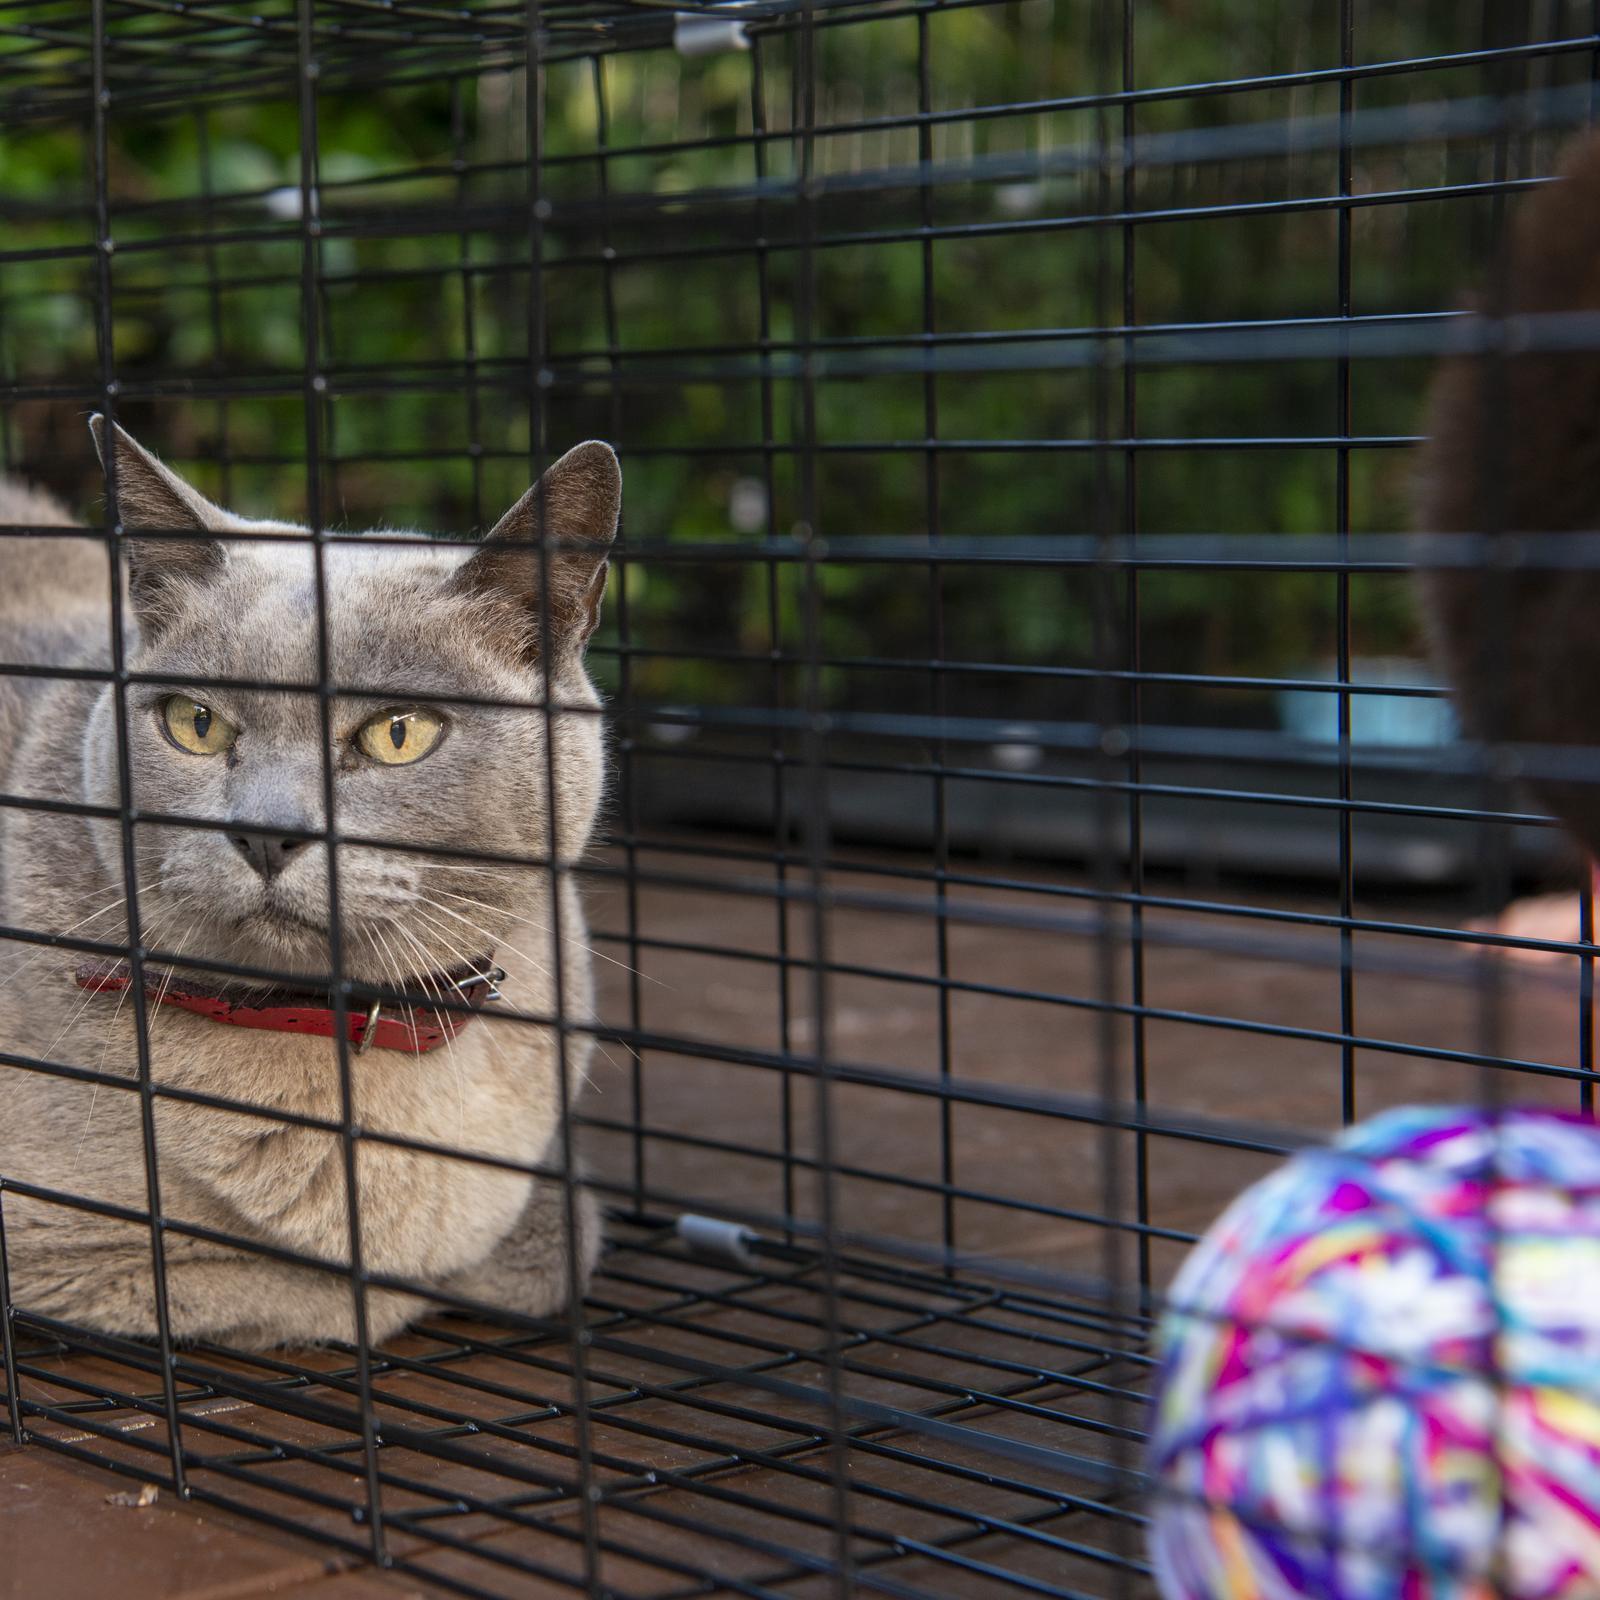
[5,76,1583,243]
[7,31,1587,218]
[4,14,1592,1596]
[8,11,1587,122]
[17,522,1600,579]
[0,169,1552,281]
[578,1114,1199,1245]
[3,1235,1152,1587]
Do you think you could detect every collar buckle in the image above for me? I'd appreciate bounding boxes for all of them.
[355,997,383,1054]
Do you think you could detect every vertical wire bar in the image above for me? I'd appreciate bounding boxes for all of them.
[793,6,853,1594]
[525,9,603,1591]
[452,77,486,533]
[1593,0,1600,123]
[1120,0,1150,1300]
[0,49,13,476]
[1581,877,1594,1112]
[294,0,386,1560]
[751,34,799,1236]
[1474,0,1519,1088]
[914,10,955,1263]
[1583,0,1600,1112]
[590,52,647,1217]
[1335,0,1357,1126]
[314,200,340,516]
[90,0,189,1497]
[1476,14,1526,1593]
[0,279,11,471]
[194,107,233,506]
[1091,0,1135,1591]
[0,1187,23,1444]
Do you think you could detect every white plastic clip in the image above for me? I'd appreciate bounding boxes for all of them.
[676,1213,760,1270]
[673,10,750,56]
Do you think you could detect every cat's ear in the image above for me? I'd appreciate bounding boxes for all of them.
[452,440,620,665]
[89,415,225,631]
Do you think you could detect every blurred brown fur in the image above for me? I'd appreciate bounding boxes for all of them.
[1417,131,1600,860]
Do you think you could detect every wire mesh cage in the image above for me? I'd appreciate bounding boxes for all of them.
[4,3,1600,1598]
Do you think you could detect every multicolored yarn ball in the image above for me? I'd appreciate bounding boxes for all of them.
[1147,1105,1600,1600]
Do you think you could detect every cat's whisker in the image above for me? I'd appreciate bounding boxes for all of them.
[435,862,529,884]
[74,955,145,1172]
[1,886,127,979]
[360,923,396,1021]
[569,939,664,986]
[429,885,666,987]
[365,922,422,1054]
[89,956,140,1072]
[427,884,666,990]
[587,1028,639,1069]
[405,906,554,1109]
[365,917,457,1144]
[579,1030,623,1088]
[43,908,172,1081]
[412,903,599,1097]
[420,897,660,1049]
[431,884,551,932]
[70,1089,103,1174]
[380,917,466,1155]
[413,896,552,982]
[409,904,506,1000]
[77,911,197,1171]
[37,941,145,1064]
[144,915,203,1046]
[433,866,566,903]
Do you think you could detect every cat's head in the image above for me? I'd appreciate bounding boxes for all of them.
[81,418,619,989]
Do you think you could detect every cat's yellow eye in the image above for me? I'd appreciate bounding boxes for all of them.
[356,708,445,767]
[161,695,237,757]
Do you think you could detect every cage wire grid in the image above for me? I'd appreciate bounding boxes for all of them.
[1,3,1598,1598]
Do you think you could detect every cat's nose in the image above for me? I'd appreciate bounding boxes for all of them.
[229,829,308,881]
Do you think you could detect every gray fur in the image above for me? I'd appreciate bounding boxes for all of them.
[0,422,617,1348]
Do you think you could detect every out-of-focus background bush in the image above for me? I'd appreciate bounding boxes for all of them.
[3,2,1591,883]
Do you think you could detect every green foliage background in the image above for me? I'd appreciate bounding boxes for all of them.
[1,2,1591,727]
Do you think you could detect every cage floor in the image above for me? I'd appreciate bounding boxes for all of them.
[6,1220,1152,1600]
[9,841,1593,1598]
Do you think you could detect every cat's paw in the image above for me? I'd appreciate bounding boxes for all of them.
[12,1242,430,1352]
[435,1175,600,1323]
[222,1284,430,1351]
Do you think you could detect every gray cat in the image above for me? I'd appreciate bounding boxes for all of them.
[0,419,614,1348]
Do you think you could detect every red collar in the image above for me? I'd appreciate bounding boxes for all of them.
[73,957,503,1056]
